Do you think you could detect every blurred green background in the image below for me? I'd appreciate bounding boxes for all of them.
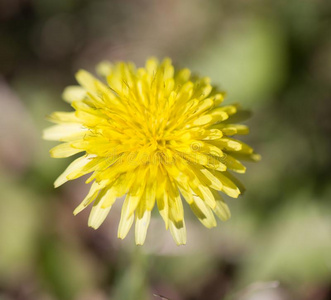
[1,0,331,299]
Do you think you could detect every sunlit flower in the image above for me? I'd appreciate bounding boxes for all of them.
[43,58,260,245]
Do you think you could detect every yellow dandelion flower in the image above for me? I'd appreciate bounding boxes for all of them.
[43,57,260,245]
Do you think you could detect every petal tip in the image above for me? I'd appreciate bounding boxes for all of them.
[88,224,99,230]
[253,153,262,161]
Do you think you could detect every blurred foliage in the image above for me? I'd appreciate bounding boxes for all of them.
[1,0,331,300]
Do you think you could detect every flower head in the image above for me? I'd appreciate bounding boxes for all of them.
[44,57,260,245]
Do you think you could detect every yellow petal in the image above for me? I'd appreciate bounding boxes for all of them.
[167,180,184,223]
[217,105,237,116]
[230,152,261,162]
[169,219,186,246]
[191,109,228,127]
[49,142,84,158]
[135,209,151,245]
[54,155,92,188]
[193,78,212,100]
[178,184,193,204]
[155,171,169,230]
[75,70,98,92]
[126,186,145,218]
[88,189,114,229]
[43,124,86,141]
[88,205,111,229]
[145,57,159,76]
[175,68,191,85]
[216,138,254,154]
[211,138,243,151]
[224,154,246,173]
[216,124,249,135]
[190,195,217,228]
[174,158,216,208]
[144,177,157,211]
[96,61,112,77]
[196,184,216,209]
[62,86,86,103]
[118,194,135,239]
[157,192,169,230]
[46,111,80,124]
[73,181,107,215]
[66,156,106,181]
[212,93,225,106]
[222,171,246,194]
[212,191,231,221]
[100,187,117,208]
[199,168,223,190]
[213,171,241,198]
